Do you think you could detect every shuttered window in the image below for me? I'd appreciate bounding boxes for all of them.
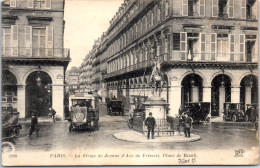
[210,33,217,60]
[229,34,235,61]
[2,27,11,56]
[11,25,18,56]
[212,0,218,17]
[200,33,206,60]
[239,34,245,61]
[182,0,188,16]
[45,0,51,9]
[228,0,234,18]
[10,0,16,7]
[241,0,246,19]
[25,26,32,56]
[199,0,205,16]
[46,26,53,57]
[165,0,169,17]
[180,32,187,60]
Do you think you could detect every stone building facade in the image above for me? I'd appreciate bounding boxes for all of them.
[97,0,258,118]
[2,0,70,119]
[79,54,93,93]
[65,66,80,94]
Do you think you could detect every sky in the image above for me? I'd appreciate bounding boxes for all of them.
[64,0,123,69]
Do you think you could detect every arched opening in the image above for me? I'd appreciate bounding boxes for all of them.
[2,70,18,113]
[211,74,231,116]
[240,75,258,106]
[181,74,203,105]
[26,71,52,117]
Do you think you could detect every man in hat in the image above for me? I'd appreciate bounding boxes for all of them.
[145,112,156,140]
[183,112,192,138]
[29,111,39,138]
[49,107,56,123]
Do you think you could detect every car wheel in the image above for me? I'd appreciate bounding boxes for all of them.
[245,115,249,122]
[2,142,15,153]
[232,115,237,122]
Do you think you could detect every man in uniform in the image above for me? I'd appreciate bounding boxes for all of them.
[183,112,192,138]
[145,112,156,140]
[29,111,39,138]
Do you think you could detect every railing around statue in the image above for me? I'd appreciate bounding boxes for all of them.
[143,118,174,137]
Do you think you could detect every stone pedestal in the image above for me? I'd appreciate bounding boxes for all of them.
[142,96,170,137]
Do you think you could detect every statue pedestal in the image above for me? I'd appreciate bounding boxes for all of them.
[143,96,168,120]
[141,96,171,137]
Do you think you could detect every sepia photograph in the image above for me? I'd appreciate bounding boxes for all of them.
[1,0,259,166]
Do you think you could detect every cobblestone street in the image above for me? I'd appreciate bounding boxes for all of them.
[11,103,258,152]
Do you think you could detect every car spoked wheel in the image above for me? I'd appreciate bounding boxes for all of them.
[2,142,15,153]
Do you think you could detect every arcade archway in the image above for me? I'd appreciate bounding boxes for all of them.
[181,74,203,105]
[240,75,258,106]
[211,74,231,116]
[25,71,52,117]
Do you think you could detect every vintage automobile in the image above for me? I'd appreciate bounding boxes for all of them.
[245,104,258,122]
[180,102,211,123]
[107,100,124,116]
[127,95,147,129]
[2,109,22,153]
[68,94,99,131]
[223,103,248,122]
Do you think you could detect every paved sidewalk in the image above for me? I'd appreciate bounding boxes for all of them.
[113,130,200,143]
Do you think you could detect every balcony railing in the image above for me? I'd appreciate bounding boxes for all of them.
[2,47,70,60]
[246,14,257,20]
[104,53,257,79]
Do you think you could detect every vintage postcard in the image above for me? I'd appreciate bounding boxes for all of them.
[1,0,259,166]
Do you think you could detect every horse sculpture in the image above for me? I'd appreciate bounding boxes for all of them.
[149,57,165,97]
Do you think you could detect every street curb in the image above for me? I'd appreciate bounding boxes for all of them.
[113,131,201,143]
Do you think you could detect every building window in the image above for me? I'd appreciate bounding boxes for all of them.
[2,27,11,56]
[246,0,257,19]
[217,34,229,61]
[28,0,51,9]
[212,0,234,18]
[172,33,180,50]
[32,27,46,57]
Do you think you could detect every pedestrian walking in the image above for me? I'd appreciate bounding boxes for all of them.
[182,112,192,138]
[145,112,156,140]
[175,115,181,135]
[49,107,56,123]
[29,111,39,138]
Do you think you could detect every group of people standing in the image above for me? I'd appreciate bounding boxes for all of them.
[144,112,193,140]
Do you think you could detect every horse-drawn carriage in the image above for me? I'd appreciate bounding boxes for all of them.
[128,95,148,129]
[107,100,124,116]
[180,102,211,123]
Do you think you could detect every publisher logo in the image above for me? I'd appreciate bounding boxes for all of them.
[234,149,245,157]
